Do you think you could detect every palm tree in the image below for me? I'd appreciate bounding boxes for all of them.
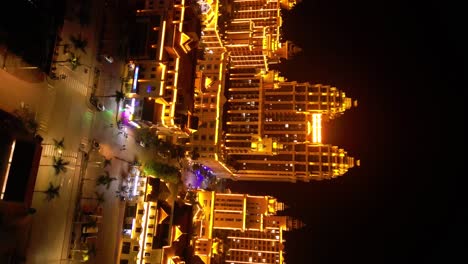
[94,90,126,121]
[35,182,60,201]
[115,185,129,200]
[53,156,70,175]
[94,90,125,104]
[53,52,81,70]
[69,34,88,54]
[82,192,106,208]
[96,171,117,190]
[53,137,65,153]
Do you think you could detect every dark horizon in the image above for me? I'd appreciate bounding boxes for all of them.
[228,0,466,263]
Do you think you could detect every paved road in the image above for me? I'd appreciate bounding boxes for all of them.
[25,61,95,264]
[24,1,103,262]
[87,72,139,264]
[0,1,176,263]
[0,49,93,264]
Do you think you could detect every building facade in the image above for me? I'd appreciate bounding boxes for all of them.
[221,71,358,182]
[124,0,200,144]
[187,0,358,182]
[191,190,302,264]
[118,176,178,264]
[223,0,299,71]
[190,0,228,162]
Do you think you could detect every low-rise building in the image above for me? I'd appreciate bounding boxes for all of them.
[124,0,200,145]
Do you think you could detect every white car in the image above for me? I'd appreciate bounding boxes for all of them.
[96,102,105,111]
[103,54,114,63]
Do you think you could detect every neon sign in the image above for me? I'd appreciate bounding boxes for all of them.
[132,66,139,92]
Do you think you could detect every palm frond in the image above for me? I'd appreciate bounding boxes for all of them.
[53,156,70,175]
[115,90,126,104]
[96,171,117,189]
[53,137,65,150]
[69,34,88,53]
[44,182,60,201]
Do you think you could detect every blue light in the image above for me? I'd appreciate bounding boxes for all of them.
[132,66,139,92]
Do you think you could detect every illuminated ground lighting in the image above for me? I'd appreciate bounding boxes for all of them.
[128,121,141,129]
[1,140,16,199]
[103,109,114,118]
[312,113,322,143]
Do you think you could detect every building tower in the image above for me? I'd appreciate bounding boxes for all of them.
[125,0,199,144]
[223,0,299,71]
[220,71,359,182]
[192,190,302,264]
[190,0,359,182]
[191,0,229,162]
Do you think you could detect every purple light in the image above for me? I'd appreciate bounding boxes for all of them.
[120,110,131,124]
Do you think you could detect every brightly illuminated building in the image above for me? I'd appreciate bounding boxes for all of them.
[223,0,301,71]
[220,70,359,182]
[189,0,229,169]
[125,0,200,144]
[190,190,303,264]
[118,176,193,264]
[189,0,302,176]
[218,0,356,182]
[189,0,359,182]
[187,0,358,182]
[0,109,43,208]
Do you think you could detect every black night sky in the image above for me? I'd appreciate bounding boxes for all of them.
[227,0,466,263]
